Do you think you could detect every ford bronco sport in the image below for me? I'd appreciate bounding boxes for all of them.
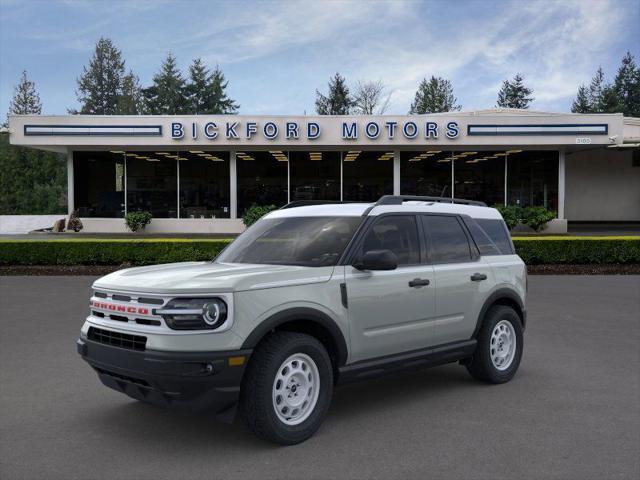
[77,195,526,444]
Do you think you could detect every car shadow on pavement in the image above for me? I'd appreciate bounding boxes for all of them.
[80,363,485,450]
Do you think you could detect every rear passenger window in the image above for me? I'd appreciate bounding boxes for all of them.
[476,219,514,255]
[423,216,472,264]
[360,215,420,265]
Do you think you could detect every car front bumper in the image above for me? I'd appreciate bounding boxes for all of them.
[77,337,252,417]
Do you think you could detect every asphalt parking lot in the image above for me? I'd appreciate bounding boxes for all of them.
[1,275,638,480]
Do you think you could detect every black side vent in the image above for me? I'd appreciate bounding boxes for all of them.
[88,327,146,351]
[112,294,132,302]
[94,292,108,298]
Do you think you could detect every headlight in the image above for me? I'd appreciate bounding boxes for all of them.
[156,298,228,330]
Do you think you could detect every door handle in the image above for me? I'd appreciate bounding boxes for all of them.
[408,278,430,287]
[470,273,487,282]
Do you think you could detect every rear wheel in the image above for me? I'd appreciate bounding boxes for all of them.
[466,305,523,384]
[240,331,333,445]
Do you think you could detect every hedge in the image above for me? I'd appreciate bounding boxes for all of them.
[512,237,640,265]
[0,237,638,266]
[0,239,231,266]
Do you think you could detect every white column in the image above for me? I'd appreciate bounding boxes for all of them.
[558,149,566,219]
[230,150,237,219]
[176,159,180,219]
[66,149,74,215]
[393,150,400,195]
[340,151,344,201]
[451,153,455,198]
[504,154,508,205]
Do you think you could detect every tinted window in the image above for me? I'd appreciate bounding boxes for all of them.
[360,216,420,265]
[463,218,501,256]
[216,216,361,267]
[424,216,472,264]
[477,219,513,255]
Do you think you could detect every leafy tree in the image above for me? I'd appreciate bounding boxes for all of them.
[496,74,534,109]
[409,76,460,114]
[143,53,188,114]
[185,59,239,114]
[74,37,126,114]
[315,73,353,115]
[613,51,640,117]
[353,80,391,114]
[571,85,591,113]
[116,71,144,114]
[8,70,42,117]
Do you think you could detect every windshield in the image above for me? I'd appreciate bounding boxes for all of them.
[216,216,362,267]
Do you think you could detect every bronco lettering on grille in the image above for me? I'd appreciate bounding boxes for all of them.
[89,300,149,315]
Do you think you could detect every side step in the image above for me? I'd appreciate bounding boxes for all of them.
[337,339,476,384]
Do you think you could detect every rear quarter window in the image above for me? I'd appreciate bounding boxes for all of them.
[474,218,514,255]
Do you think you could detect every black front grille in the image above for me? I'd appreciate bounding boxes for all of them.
[88,327,146,351]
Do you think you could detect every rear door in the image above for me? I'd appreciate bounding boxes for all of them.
[422,214,493,345]
[345,214,436,362]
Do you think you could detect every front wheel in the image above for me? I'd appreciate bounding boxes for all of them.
[466,305,523,384]
[240,332,333,445]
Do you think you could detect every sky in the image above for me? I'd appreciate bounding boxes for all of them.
[0,0,638,117]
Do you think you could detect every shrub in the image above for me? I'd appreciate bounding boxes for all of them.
[512,237,640,264]
[242,204,277,227]
[521,206,557,232]
[67,210,83,232]
[125,211,153,232]
[494,204,556,231]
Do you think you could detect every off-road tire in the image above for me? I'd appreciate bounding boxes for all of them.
[240,331,333,445]
[466,305,523,384]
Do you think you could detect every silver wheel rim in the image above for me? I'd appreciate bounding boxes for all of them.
[490,320,517,371]
[272,353,320,426]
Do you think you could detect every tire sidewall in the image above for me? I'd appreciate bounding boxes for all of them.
[477,306,524,383]
[259,336,333,443]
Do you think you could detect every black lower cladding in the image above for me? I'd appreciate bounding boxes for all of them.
[77,337,252,414]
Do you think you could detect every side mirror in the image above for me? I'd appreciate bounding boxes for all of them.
[354,249,398,271]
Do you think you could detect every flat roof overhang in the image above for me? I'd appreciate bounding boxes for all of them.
[7,112,628,153]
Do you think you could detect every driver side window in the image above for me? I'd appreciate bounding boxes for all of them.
[360,215,420,266]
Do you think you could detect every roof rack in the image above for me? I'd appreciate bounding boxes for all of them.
[361,195,486,215]
[375,195,487,207]
[279,200,359,210]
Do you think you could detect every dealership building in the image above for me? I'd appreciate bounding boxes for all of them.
[8,109,640,233]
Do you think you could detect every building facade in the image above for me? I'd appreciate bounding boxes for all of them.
[8,109,640,233]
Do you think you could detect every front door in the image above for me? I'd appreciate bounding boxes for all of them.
[345,215,436,363]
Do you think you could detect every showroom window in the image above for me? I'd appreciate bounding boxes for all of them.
[178,151,230,218]
[289,151,340,201]
[343,150,394,201]
[126,152,177,218]
[401,151,452,197]
[453,151,505,206]
[507,150,558,210]
[73,151,125,218]
[237,150,288,215]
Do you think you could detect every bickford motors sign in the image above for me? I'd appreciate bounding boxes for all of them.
[171,119,461,141]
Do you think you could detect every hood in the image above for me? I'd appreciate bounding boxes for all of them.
[92,261,335,294]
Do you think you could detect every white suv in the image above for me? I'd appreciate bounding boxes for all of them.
[78,195,526,444]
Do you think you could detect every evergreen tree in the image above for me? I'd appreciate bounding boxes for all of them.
[185,59,239,114]
[496,74,534,109]
[143,53,188,114]
[207,65,239,114]
[9,70,42,116]
[116,71,144,114]
[587,67,607,112]
[571,85,591,113]
[2,72,66,214]
[613,51,640,117]
[409,76,460,114]
[75,37,126,114]
[315,73,353,115]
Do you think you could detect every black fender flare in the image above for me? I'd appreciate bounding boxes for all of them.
[472,288,526,338]
[241,307,349,366]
